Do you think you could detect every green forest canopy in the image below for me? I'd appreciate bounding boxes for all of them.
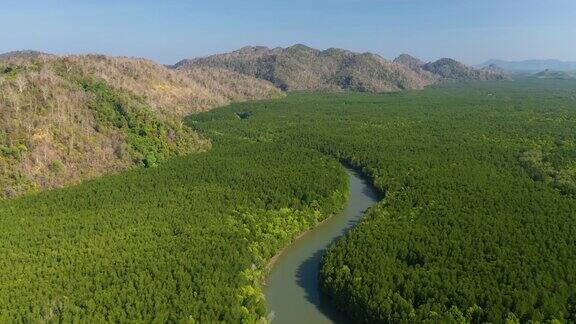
[0,139,348,322]
[190,79,576,323]
[1,79,575,322]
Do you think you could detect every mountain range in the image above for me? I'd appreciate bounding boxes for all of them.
[175,45,507,92]
[478,59,576,72]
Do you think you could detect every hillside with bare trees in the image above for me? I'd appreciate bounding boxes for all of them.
[0,54,283,198]
[175,45,509,92]
[175,45,437,92]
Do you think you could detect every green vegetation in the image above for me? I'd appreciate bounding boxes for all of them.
[78,77,196,167]
[520,138,576,196]
[190,79,576,322]
[1,78,576,322]
[0,138,347,322]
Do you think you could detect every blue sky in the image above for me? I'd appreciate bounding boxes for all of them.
[1,0,575,65]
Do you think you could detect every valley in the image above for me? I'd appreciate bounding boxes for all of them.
[3,0,575,323]
[1,78,575,322]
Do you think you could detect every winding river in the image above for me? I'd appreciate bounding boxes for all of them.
[265,168,380,323]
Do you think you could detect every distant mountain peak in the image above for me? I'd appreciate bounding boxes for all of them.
[394,54,425,69]
[433,57,463,66]
[288,43,315,51]
[481,64,507,74]
[235,46,271,54]
[478,59,576,72]
[323,47,355,55]
[0,50,52,60]
[423,58,508,81]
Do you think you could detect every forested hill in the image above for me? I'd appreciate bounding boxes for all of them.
[0,53,282,198]
[174,45,508,92]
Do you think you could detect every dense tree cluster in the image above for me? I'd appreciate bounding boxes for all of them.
[191,79,576,322]
[519,139,576,196]
[3,78,576,322]
[0,139,347,322]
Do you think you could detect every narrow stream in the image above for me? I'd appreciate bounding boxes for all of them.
[265,168,380,323]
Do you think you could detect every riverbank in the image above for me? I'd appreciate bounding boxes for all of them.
[264,168,380,323]
[264,200,346,278]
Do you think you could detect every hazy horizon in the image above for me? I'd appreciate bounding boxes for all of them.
[1,0,575,65]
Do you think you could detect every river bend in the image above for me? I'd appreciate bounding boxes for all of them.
[265,168,379,323]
